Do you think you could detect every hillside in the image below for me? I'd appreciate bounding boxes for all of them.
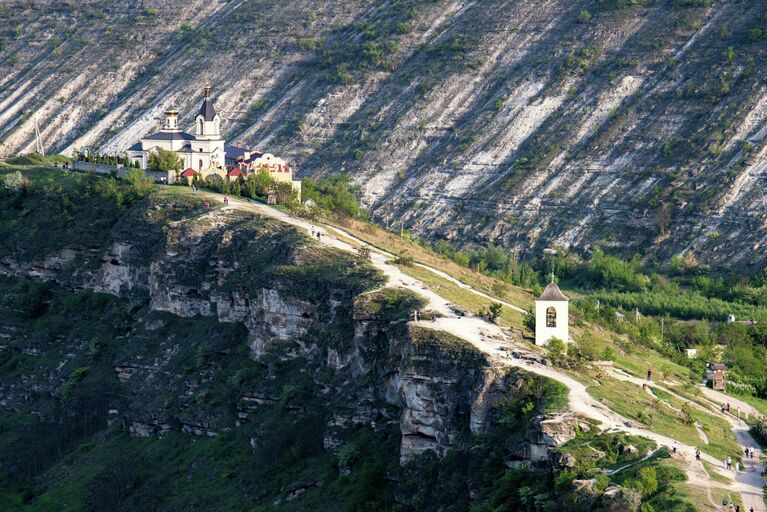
[2,0,767,269]
[3,163,766,510]
[4,163,756,511]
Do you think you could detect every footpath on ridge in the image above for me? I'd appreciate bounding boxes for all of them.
[215,194,765,511]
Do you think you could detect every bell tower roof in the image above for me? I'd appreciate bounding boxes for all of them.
[198,83,217,121]
[537,282,568,302]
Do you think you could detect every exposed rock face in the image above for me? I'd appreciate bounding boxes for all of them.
[0,203,570,467]
[3,1,767,268]
[530,413,580,446]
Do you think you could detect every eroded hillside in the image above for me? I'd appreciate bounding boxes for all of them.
[2,0,767,269]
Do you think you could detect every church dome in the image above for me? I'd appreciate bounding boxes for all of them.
[537,282,568,301]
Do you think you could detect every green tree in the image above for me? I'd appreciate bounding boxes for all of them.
[147,148,183,172]
[122,168,154,198]
[252,167,273,196]
[488,302,502,323]
[547,337,566,366]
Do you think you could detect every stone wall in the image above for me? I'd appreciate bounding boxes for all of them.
[72,160,175,184]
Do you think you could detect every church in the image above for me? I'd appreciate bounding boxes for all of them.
[127,84,226,173]
[126,84,302,199]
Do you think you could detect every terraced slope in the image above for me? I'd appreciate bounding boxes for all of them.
[2,0,767,269]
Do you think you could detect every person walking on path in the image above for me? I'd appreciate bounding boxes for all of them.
[223,196,229,206]
[723,497,728,511]
[647,368,652,382]
[726,456,732,470]
[695,448,701,460]
[672,441,677,454]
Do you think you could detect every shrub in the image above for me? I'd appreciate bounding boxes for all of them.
[547,337,566,365]
[1,171,29,191]
[147,147,182,172]
[122,168,154,198]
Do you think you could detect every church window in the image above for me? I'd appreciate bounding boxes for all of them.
[546,307,556,328]
[198,119,203,133]
[199,159,203,170]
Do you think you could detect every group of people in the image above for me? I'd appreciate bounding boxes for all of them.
[723,456,740,472]
[722,498,754,512]
[310,226,323,241]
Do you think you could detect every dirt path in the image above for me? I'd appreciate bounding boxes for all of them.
[214,195,764,510]
[324,222,528,314]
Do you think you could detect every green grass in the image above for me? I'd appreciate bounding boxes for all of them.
[396,263,526,326]
[588,377,740,460]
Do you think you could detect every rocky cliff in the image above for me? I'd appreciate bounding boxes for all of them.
[0,173,567,476]
[2,0,767,269]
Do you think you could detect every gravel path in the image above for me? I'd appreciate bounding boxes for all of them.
[218,195,764,510]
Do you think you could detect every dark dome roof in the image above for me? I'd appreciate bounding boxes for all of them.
[537,282,568,301]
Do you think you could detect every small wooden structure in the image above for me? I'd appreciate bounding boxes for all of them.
[711,363,727,391]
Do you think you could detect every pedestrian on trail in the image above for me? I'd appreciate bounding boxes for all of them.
[727,456,732,470]
[672,441,677,454]
[647,368,652,382]
[723,498,729,510]
[750,505,755,512]
[695,448,701,460]
[223,196,229,206]
[750,446,755,459]
[736,505,740,512]
[311,226,315,237]
[730,503,735,512]
[316,231,321,241]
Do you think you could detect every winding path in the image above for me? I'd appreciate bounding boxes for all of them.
[213,194,765,510]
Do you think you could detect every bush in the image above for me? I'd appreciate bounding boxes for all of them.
[301,174,365,219]
[1,171,29,191]
[547,337,566,366]
[122,168,154,198]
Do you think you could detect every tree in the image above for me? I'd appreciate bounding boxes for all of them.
[252,167,273,196]
[122,155,130,167]
[147,148,183,172]
[123,168,154,198]
[547,337,566,366]
[488,302,502,323]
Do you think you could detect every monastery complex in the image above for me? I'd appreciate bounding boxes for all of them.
[126,84,301,198]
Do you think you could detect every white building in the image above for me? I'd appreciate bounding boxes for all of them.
[127,84,226,172]
[534,280,569,346]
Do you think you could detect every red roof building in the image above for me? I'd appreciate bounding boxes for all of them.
[180,168,198,177]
